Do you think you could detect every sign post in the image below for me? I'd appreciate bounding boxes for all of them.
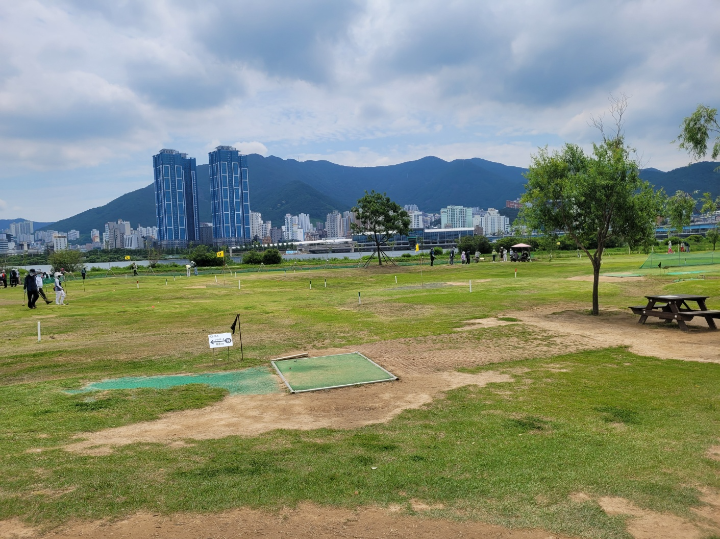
[208,332,233,362]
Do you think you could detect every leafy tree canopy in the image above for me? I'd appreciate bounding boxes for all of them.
[665,190,696,236]
[676,104,720,163]
[520,99,664,314]
[351,190,410,265]
[49,250,84,273]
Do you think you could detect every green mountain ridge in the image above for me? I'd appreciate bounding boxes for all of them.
[37,156,720,236]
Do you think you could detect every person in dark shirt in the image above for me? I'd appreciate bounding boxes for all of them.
[23,269,39,309]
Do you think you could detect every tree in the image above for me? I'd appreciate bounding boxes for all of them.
[676,104,720,165]
[49,250,84,273]
[351,191,410,266]
[707,229,720,251]
[262,248,282,265]
[521,101,663,315]
[665,190,696,238]
[189,245,218,267]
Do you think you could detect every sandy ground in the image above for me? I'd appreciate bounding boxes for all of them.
[0,504,575,539]
[13,308,720,539]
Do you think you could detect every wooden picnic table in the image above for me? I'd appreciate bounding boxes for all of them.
[629,294,720,331]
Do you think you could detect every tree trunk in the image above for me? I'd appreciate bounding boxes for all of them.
[376,236,382,266]
[591,258,600,315]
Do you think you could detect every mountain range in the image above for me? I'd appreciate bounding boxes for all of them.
[38,156,720,238]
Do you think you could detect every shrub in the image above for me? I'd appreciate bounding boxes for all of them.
[401,253,412,258]
[189,245,219,267]
[242,251,263,264]
[262,249,282,265]
[433,247,443,255]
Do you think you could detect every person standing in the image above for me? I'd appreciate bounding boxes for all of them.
[54,272,66,305]
[461,251,466,265]
[429,248,435,266]
[503,248,508,262]
[449,247,455,265]
[132,262,138,276]
[474,250,480,263]
[23,269,39,309]
[35,272,51,305]
[81,267,86,281]
[492,248,497,262]
[10,269,18,287]
[1,270,6,288]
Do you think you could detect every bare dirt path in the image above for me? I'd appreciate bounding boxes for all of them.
[0,503,574,539]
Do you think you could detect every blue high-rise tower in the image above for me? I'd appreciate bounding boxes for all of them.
[152,149,199,247]
[209,146,251,245]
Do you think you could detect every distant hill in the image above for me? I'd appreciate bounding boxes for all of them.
[639,161,720,199]
[39,156,720,235]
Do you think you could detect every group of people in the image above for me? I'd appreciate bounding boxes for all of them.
[21,269,66,309]
[1,269,20,287]
[490,247,530,263]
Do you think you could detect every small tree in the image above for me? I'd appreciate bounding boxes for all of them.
[675,104,720,166]
[189,245,218,267]
[351,191,410,266]
[521,100,663,315]
[665,190,696,238]
[262,248,282,265]
[49,250,83,273]
[706,229,720,251]
[242,251,263,264]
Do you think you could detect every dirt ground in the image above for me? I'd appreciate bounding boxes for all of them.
[0,503,575,539]
[13,308,720,539]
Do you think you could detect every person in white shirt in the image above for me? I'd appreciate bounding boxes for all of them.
[54,273,66,305]
[35,273,52,305]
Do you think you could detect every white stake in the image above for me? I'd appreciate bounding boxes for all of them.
[136,281,139,289]
[37,321,41,342]
[395,276,397,284]
[238,280,241,289]
[165,279,167,285]
[310,280,312,289]
[358,292,361,305]
[324,278,327,288]
[469,279,472,292]
[514,268,517,278]
[215,275,218,283]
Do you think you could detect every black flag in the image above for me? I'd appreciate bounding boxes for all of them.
[230,314,240,334]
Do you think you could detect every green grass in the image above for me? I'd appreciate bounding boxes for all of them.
[1,253,719,537]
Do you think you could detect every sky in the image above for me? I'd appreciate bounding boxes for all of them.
[0,0,718,222]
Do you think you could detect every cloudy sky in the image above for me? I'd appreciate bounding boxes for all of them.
[0,0,718,222]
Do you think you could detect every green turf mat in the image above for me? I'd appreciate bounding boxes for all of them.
[68,366,281,395]
[272,352,397,393]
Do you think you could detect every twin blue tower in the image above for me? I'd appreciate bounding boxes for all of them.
[152,146,251,247]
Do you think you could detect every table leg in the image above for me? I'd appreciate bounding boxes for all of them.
[668,301,689,331]
[638,299,656,324]
[697,299,717,329]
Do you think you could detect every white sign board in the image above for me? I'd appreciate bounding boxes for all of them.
[208,333,233,349]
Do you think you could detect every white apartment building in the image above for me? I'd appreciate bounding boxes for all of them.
[409,211,424,229]
[481,208,509,235]
[325,210,344,239]
[250,211,263,240]
[441,206,473,228]
[52,234,68,251]
[90,229,100,242]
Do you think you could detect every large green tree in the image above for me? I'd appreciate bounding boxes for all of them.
[676,104,720,165]
[521,114,663,314]
[665,190,696,238]
[351,191,410,266]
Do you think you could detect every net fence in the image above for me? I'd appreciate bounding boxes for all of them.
[640,252,720,269]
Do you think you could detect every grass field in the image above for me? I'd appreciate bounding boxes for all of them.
[1,254,719,538]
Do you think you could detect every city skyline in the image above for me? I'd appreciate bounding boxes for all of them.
[0,1,717,222]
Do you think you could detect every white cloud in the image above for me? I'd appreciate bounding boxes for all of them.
[233,141,269,156]
[0,198,7,210]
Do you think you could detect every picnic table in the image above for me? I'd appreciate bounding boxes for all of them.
[629,294,720,331]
